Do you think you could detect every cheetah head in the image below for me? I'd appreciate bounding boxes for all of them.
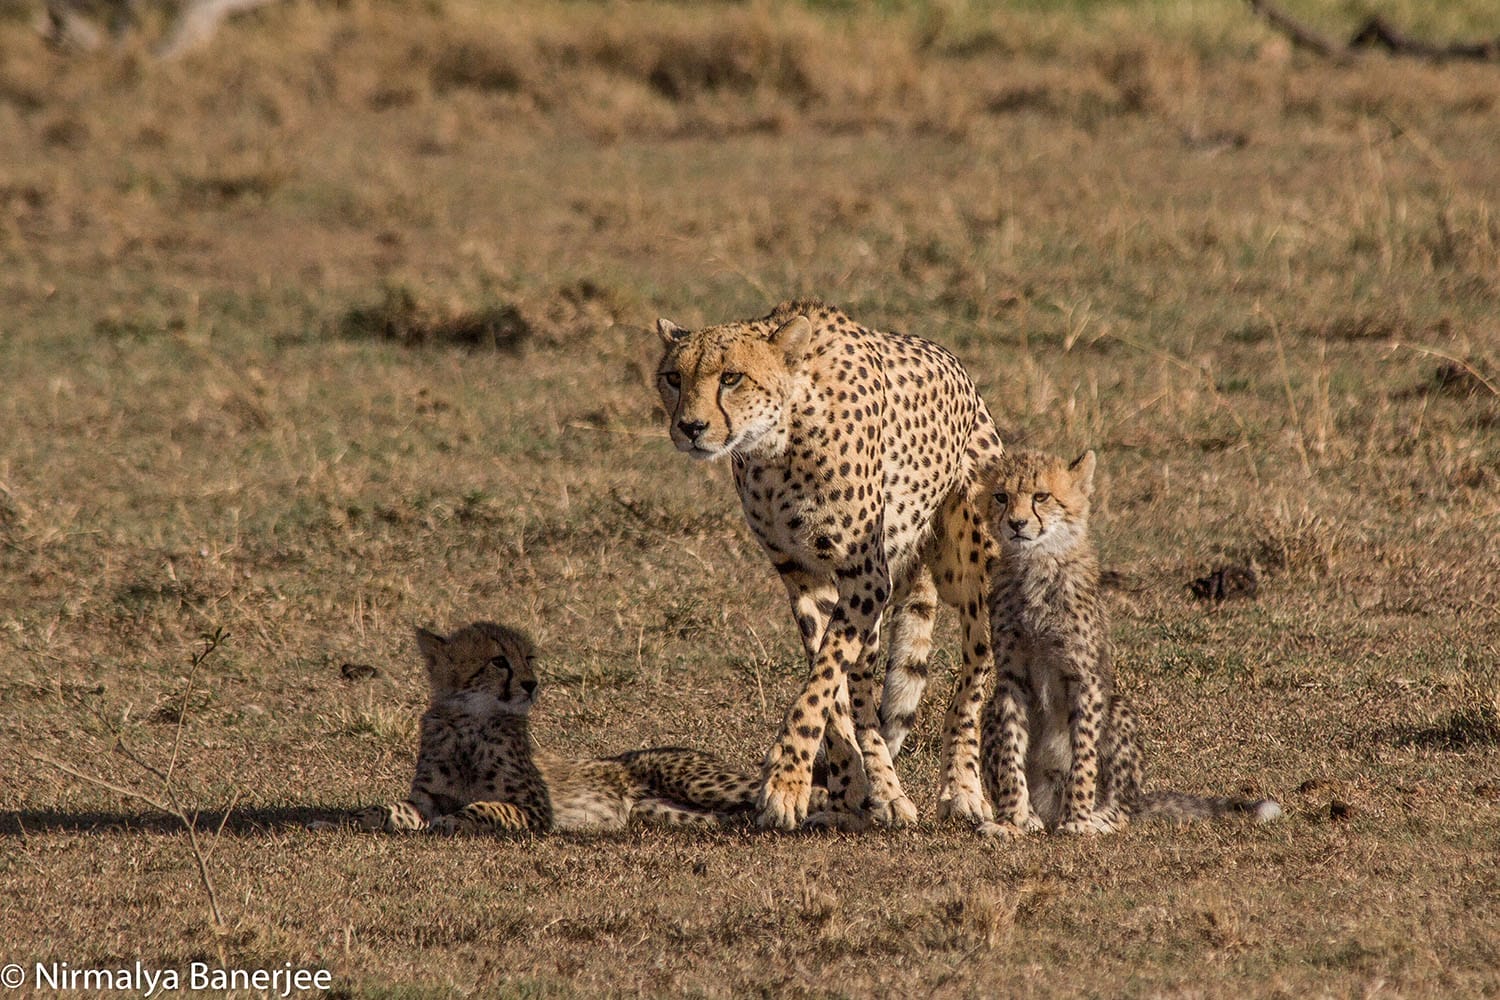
[984,449,1096,555]
[414,621,539,715]
[653,313,812,461]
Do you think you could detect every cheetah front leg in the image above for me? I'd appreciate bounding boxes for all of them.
[356,799,431,833]
[759,591,900,830]
[431,800,537,835]
[1055,668,1110,837]
[977,638,1041,839]
[779,575,868,822]
[356,787,443,833]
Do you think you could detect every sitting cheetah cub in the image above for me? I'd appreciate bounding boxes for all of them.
[977,449,1280,838]
[357,622,775,834]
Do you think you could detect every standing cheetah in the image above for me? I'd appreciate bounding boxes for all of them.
[357,622,771,834]
[654,300,1004,829]
[977,449,1281,838]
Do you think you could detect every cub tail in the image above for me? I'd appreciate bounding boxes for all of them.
[1136,790,1282,824]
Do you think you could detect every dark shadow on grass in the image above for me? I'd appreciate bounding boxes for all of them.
[336,285,532,351]
[1385,705,1500,752]
[0,805,351,838]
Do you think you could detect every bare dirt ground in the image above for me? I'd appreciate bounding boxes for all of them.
[1,1,1496,996]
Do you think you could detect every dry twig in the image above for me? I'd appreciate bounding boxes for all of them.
[34,627,233,927]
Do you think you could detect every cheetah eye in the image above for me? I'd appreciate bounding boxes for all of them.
[993,491,1009,508]
[661,372,681,390]
[488,654,512,672]
[1034,492,1051,504]
[720,372,744,388]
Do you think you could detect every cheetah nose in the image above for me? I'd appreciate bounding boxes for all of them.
[1008,519,1028,534]
[520,679,538,698]
[677,419,708,440]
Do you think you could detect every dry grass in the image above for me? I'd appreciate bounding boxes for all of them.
[2,0,1498,996]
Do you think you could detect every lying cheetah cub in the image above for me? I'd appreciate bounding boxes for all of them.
[357,622,772,834]
[978,449,1280,838]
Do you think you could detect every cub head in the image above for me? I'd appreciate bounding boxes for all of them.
[653,311,813,460]
[414,621,539,714]
[984,448,1096,555]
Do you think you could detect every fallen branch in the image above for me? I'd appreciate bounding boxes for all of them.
[1247,0,1500,62]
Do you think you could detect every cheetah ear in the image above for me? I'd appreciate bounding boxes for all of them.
[656,318,689,345]
[414,627,447,669]
[769,315,812,369]
[1069,450,1097,494]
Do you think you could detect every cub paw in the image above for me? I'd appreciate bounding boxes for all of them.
[430,814,474,836]
[353,807,390,832]
[1056,814,1118,837]
[355,804,425,833]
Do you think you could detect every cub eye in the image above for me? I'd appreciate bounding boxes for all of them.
[1034,492,1051,504]
[720,372,744,388]
[488,654,512,672]
[993,491,1009,508]
[661,372,681,389]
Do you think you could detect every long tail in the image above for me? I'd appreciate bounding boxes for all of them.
[1135,790,1282,823]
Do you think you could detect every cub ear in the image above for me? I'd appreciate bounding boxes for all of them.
[1069,450,1097,493]
[414,627,447,670]
[769,315,812,368]
[656,318,690,345]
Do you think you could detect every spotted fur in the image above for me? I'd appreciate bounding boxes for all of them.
[655,300,1004,830]
[976,449,1281,839]
[356,622,768,835]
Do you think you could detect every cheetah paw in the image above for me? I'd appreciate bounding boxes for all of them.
[757,774,810,832]
[1056,814,1118,837]
[936,787,993,825]
[353,806,393,833]
[976,821,1035,840]
[430,814,473,836]
[868,794,918,828]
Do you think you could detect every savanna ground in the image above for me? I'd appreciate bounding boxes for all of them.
[1,0,1497,995]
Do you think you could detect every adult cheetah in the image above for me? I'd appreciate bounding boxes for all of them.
[654,299,1004,829]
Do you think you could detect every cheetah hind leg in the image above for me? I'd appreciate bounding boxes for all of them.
[1089,695,1140,834]
[630,798,729,830]
[878,570,939,759]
